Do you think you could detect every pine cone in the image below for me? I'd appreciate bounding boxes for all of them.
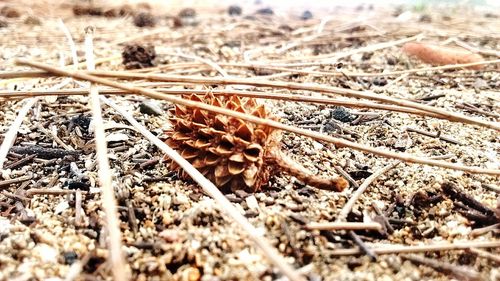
[165,93,348,193]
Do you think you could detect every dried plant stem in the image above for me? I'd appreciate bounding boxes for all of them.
[81,70,500,131]
[58,19,79,69]
[401,254,482,281]
[0,98,38,170]
[84,29,128,281]
[0,88,444,119]
[330,240,500,256]
[99,96,305,281]
[270,150,348,191]
[304,222,382,231]
[25,189,81,197]
[14,59,500,176]
[468,248,500,264]
[337,161,401,222]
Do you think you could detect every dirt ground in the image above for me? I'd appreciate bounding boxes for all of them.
[0,1,499,281]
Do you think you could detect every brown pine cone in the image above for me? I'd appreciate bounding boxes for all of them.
[165,93,348,193]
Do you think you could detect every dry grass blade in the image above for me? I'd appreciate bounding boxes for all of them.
[99,96,305,281]
[13,59,500,176]
[84,28,128,281]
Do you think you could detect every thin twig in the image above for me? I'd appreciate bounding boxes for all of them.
[0,175,32,189]
[337,161,401,222]
[14,59,500,176]
[468,248,500,264]
[58,19,79,69]
[349,231,377,260]
[0,99,38,170]
[304,222,382,231]
[329,240,500,256]
[25,189,81,197]
[401,254,482,281]
[84,27,128,281]
[99,97,305,281]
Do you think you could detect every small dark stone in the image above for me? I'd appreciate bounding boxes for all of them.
[178,8,196,18]
[419,14,432,22]
[348,169,372,180]
[331,107,356,123]
[63,251,78,265]
[72,4,102,17]
[386,56,398,65]
[122,44,156,69]
[69,114,92,131]
[133,12,155,27]
[373,77,387,86]
[234,189,250,199]
[67,180,90,191]
[256,8,273,15]
[361,52,373,61]
[245,210,259,218]
[228,5,242,16]
[225,194,242,203]
[301,10,313,20]
[0,19,7,28]
[289,213,308,225]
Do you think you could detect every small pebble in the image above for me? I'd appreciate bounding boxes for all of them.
[173,193,189,205]
[133,12,155,27]
[63,251,78,265]
[139,101,163,116]
[228,5,242,16]
[301,10,313,20]
[179,8,196,18]
[331,107,356,123]
[256,8,273,15]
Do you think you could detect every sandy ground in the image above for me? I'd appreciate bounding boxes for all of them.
[0,1,499,281]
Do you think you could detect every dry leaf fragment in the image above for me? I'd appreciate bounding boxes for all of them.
[402,42,484,70]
